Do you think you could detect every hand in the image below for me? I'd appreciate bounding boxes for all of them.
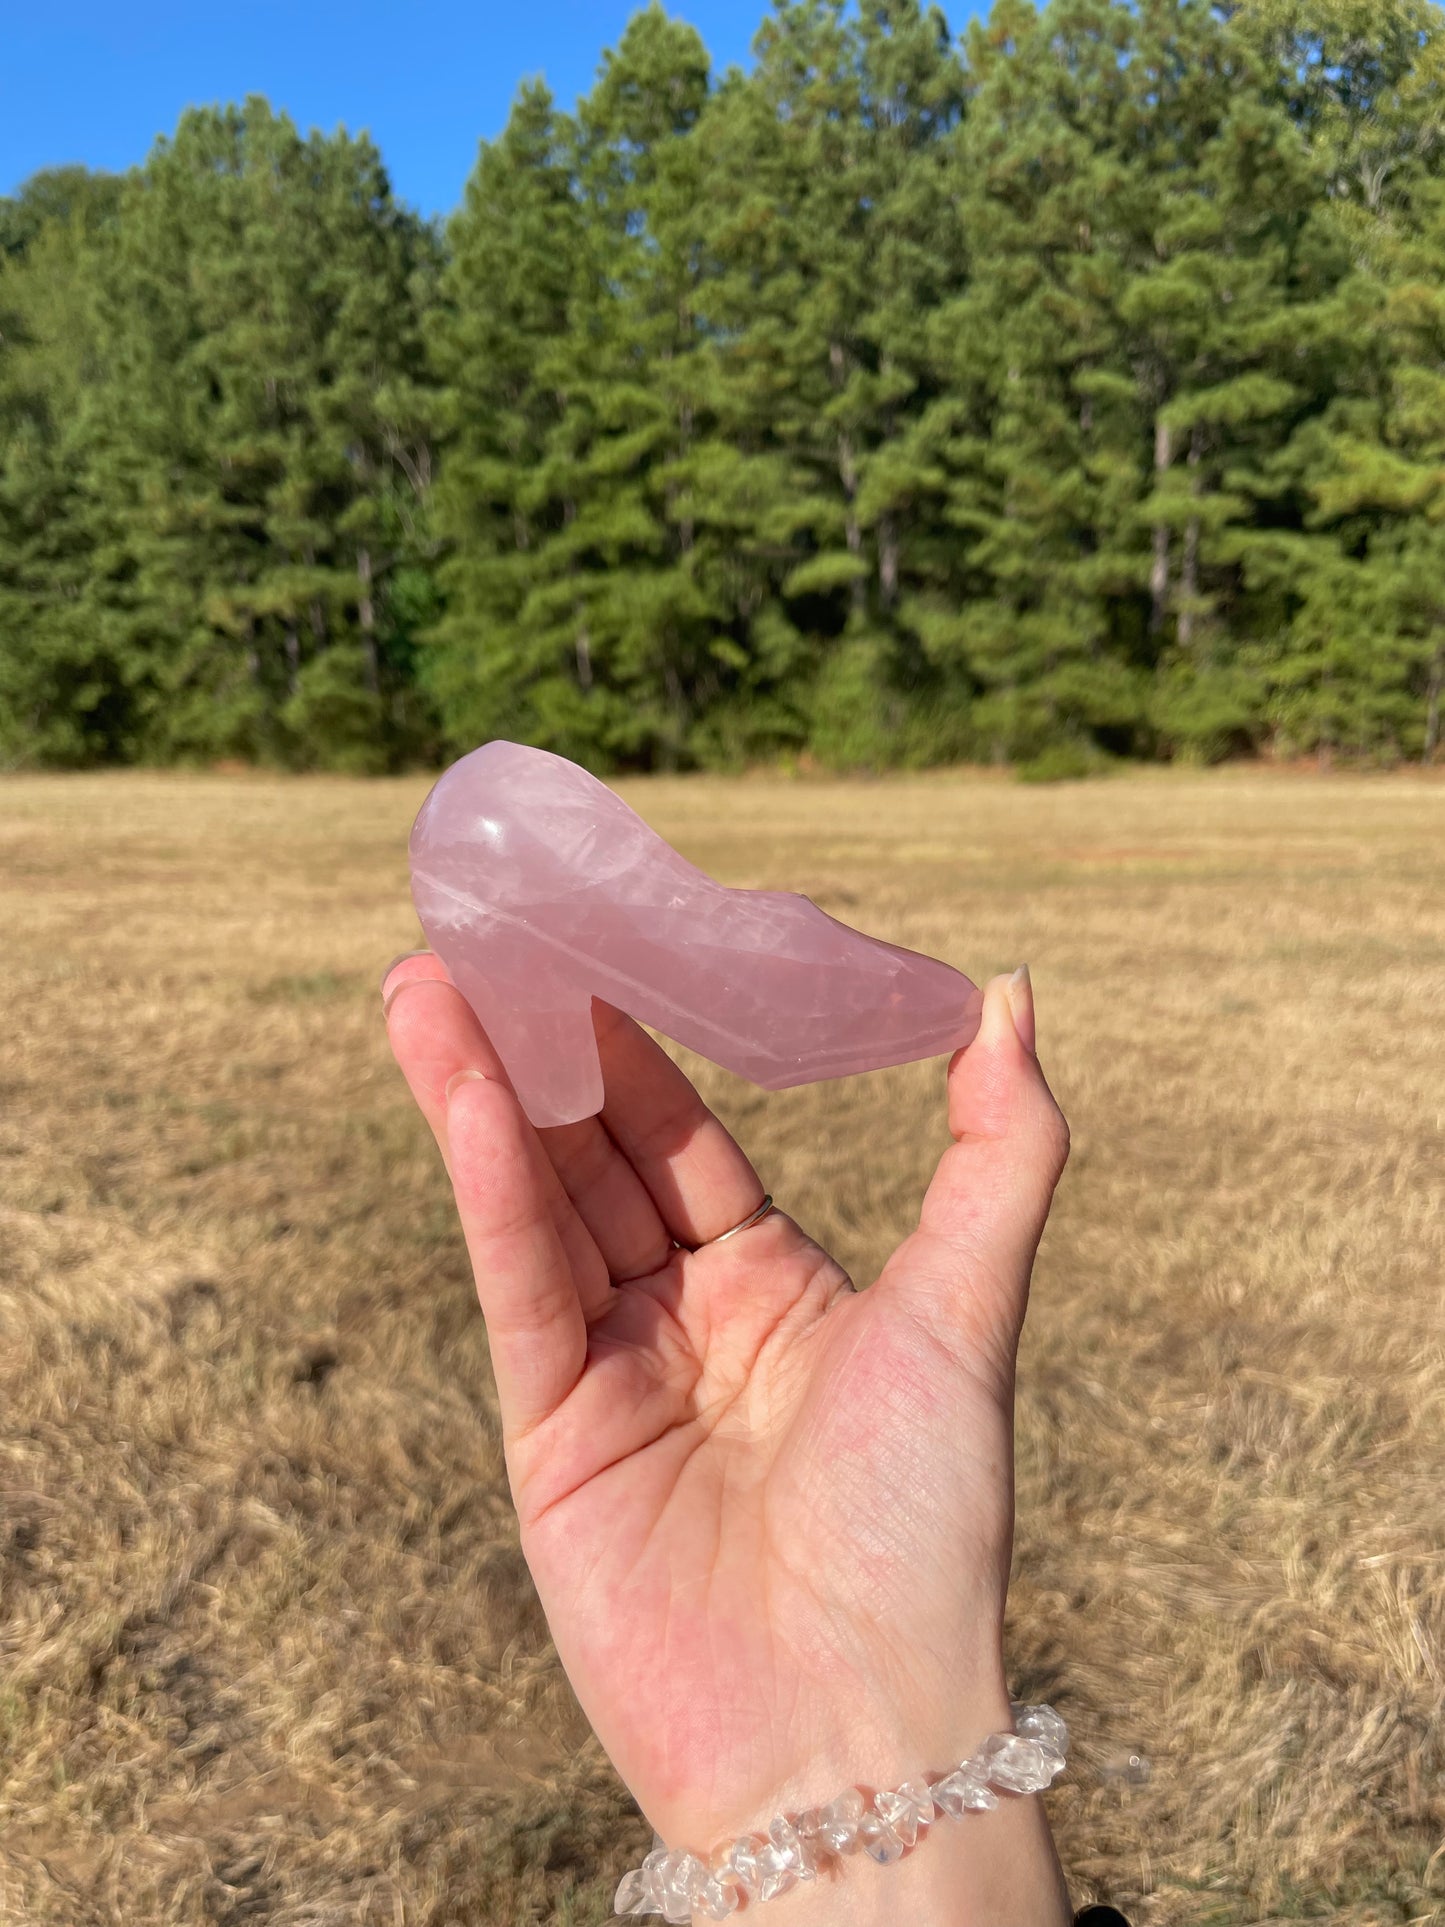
[382,957,1070,1907]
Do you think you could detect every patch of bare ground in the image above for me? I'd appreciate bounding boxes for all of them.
[1,767,1441,1924]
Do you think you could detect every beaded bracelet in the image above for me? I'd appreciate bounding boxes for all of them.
[614,1702,1068,1920]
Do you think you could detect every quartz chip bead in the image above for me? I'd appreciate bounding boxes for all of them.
[1012,1701,1069,1769]
[815,1787,867,1854]
[929,1761,999,1817]
[613,1867,654,1917]
[768,1814,818,1881]
[979,1732,1063,1794]
[712,1835,767,1903]
[690,1875,741,1922]
[793,1806,825,1850]
[703,1846,748,1919]
[754,1843,800,1903]
[672,1847,740,1922]
[656,1851,716,1924]
[857,1802,908,1866]
[872,1778,935,1850]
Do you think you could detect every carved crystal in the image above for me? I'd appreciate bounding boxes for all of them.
[409,740,983,1128]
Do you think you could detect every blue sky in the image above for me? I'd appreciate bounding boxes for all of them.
[1,1,987,221]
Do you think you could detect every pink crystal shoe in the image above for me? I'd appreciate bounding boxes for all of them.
[408,741,983,1129]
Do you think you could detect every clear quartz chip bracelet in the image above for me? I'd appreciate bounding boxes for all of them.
[613,1702,1068,1920]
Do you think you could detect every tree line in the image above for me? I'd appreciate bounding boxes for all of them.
[2,0,1443,775]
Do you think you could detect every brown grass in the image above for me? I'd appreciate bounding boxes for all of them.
[1,766,1442,1927]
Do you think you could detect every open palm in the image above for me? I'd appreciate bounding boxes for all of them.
[382,956,1069,1855]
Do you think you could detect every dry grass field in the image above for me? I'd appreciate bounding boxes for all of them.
[1,766,1442,1927]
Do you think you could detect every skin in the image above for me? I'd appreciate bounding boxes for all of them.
[382,955,1074,1924]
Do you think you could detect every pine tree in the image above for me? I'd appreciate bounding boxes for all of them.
[7,1,1445,772]
[918,0,1350,764]
[1244,0,1445,762]
[923,0,1159,764]
[427,83,595,755]
[555,5,718,767]
[0,171,126,764]
[73,101,438,768]
[823,1,970,764]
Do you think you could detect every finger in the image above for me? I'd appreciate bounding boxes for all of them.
[537,1115,676,1283]
[382,955,612,1321]
[382,951,479,1113]
[385,958,673,1283]
[879,967,1070,1387]
[591,999,766,1247]
[444,1068,589,1441]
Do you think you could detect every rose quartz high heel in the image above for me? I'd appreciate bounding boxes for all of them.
[408,741,983,1129]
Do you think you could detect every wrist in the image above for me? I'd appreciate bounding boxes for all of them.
[622,1684,1073,1925]
[635,1664,1018,1861]
[759,1793,1071,1927]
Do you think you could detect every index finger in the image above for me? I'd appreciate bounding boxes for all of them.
[382,954,612,1321]
[443,1066,589,1441]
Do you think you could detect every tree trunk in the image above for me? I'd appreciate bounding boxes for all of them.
[1177,425,1203,652]
[357,546,378,694]
[879,514,899,609]
[1425,633,1443,764]
[303,546,326,648]
[243,615,259,687]
[662,660,686,772]
[678,398,695,554]
[575,615,593,691]
[1150,419,1173,637]
[284,627,300,697]
[830,341,865,616]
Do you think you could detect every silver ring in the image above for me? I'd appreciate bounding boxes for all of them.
[705,1187,774,1248]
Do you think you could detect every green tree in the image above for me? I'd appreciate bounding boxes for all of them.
[427,82,594,755]
[0,170,125,764]
[1242,0,1445,761]
[104,101,439,768]
[7,2,1445,773]
[919,0,1350,764]
[2,103,440,770]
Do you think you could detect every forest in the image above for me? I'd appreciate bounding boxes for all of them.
[2,0,1444,775]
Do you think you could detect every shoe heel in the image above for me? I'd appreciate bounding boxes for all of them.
[442,950,603,1130]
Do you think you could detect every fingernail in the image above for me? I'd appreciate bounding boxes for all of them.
[381,976,432,1022]
[380,948,430,996]
[445,1069,488,1104]
[1005,964,1036,1054]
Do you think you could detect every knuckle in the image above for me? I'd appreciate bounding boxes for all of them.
[1032,1096,1071,1176]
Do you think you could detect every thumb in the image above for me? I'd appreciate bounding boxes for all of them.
[878,967,1071,1391]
